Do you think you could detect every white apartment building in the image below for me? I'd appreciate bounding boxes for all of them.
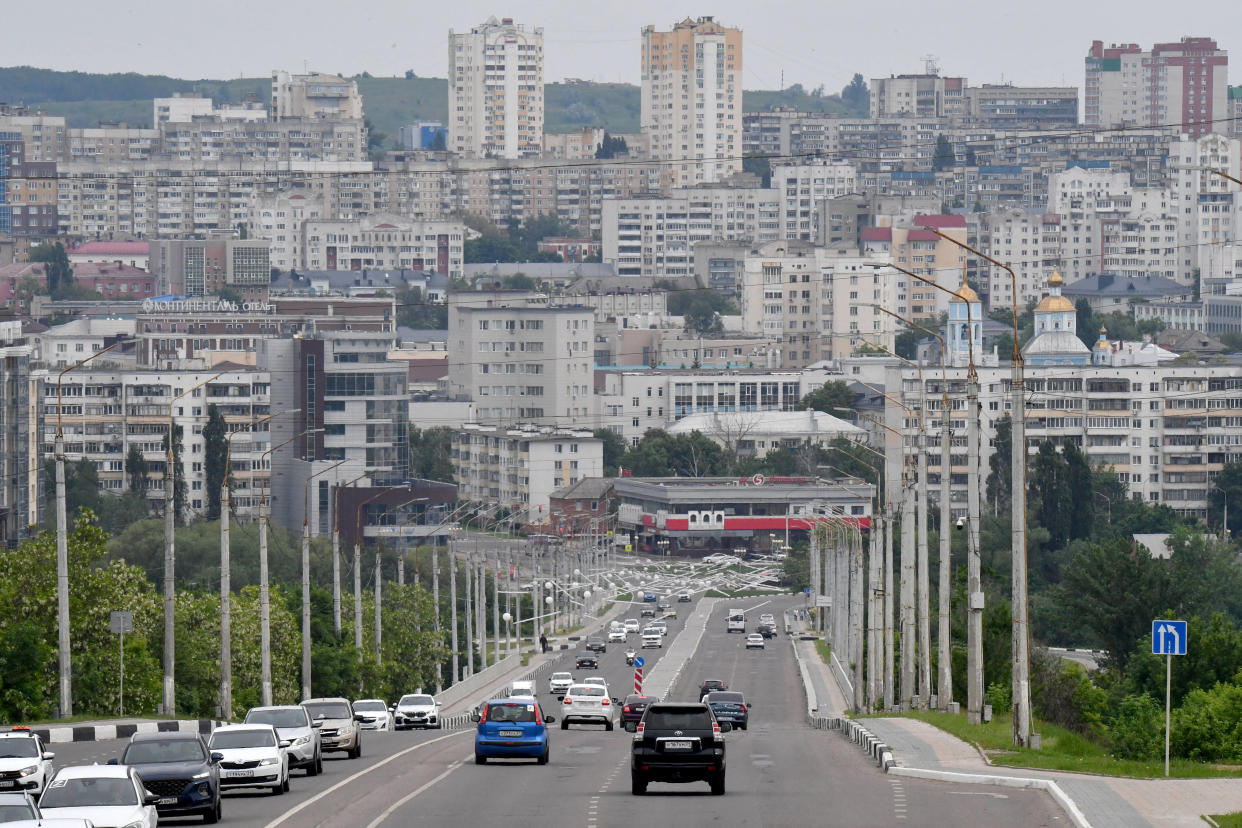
[251,210,465,276]
[739,240,895,369]
[447,292,594,427]
[771,160,858,240]
[272,71,364,120]
[449,17,545,159]
[869,73,968,119]
[451,423,602,521]
[970,209,1061,309]
[641,16,743,186]
[1170,133,1242,283]
[1085,38,1227,137]
[603,186,780,278]
[31,318,135,368]
[0,320,39,546]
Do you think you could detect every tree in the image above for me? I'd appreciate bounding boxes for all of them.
[126,444,149,496]
[620,429,727,478]
[364,117,387,152]
[742,154,772,187]
[394,284,447,330]
[28,241,73,296]
[430,131,446,151]
[203,405,227,520]
[985,416,1012,512]
[595,132,629,159]
[795,380,857,418]
[1209,461,1242,538]
[12,274,41,309]
[933,134,955,172]
[408,427,455,482]
[593,428,627,477]
[840,73,869,116]
[217,286,242,305]
[163,425,186,523]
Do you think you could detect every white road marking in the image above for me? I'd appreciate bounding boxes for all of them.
[947,791,1009,799]
[364,755,467,827]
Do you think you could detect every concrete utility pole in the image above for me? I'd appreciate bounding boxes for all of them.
[868,514,883,711]
[900,466,916,710]
[450,540,459,684]
[303,460,346,700]
[332,474,368,637]
[219,482,232,719]
[850,525,865,713]
[432,546,442,693]
[916,392,931,709]
[884,495,895,711]
[493,554,502,663]
[465,551,474,677]
[353,488,387,653]
[375,548,383,663]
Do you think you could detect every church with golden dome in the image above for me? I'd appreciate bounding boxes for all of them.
[1021,272,1091,366]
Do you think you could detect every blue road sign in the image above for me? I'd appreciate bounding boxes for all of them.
[1152,619,1188,656]
[804,587,812,594]
[633,656,645,669]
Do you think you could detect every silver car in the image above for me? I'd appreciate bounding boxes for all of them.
[208,724,289,795]
[244,705,323,777]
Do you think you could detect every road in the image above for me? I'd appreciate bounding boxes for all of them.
[46,595,1068,827]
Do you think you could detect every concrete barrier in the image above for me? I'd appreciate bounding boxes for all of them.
[32,719,230,745]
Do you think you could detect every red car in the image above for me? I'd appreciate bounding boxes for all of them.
[619,694,658,732]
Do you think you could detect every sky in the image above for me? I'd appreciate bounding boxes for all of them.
[7,1,1239,92]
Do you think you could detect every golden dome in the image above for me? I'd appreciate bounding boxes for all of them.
[1035,294,1075,313]
[1094,326,1110,349]
[951,283,979,303]
[1048,271,1064,287]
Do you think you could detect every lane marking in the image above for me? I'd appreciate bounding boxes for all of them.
[364,755,467,827]
[265,728,470,827]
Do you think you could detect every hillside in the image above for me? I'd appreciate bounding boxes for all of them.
[0,66,866,148]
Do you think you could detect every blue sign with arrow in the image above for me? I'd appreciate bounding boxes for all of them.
[633,656,645,669]
[1152,619,1187,656]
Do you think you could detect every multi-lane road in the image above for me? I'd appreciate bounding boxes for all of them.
[46,594,1068,826]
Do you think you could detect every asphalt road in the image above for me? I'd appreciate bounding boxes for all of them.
[45,595,1069,827]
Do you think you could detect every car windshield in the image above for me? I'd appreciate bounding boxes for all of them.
[551,673,572,681]
[209,729,276,749]
[304,702,351,720]
[625,696,654,705]
[123,738,206,764]
[0,738,39,758]
[0,803,37,820]
[644,708,714,730]
[487,703,536,723]
[574,686,605,697]
[40,777,138,808]
[246,708,309,729]
[399,695,434,707]
[353,701,387,712]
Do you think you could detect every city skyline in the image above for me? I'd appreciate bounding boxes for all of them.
[7,0,1240,93]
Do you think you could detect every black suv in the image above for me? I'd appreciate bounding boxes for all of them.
[115,732,222,823]
[576,651,599,669]
[586,636,607,653]
[631,702,727,795]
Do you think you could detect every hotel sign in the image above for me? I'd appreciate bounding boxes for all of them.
[142,298,274,314]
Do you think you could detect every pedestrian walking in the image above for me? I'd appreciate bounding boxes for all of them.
[540,634,548,653]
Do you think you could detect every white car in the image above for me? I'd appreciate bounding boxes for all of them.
[207,724,289,795]
[394,693,441,730]
[746,633,766,649]
[608,628,627,643]
[38,764,158,827]
[561,684,614,730]
[623,618,641,634]
[548,672,574,697]
[641,630,662,649]
[0,731,54,795]
[244,705,323,776]
[509,680,536,699]
[582,676,609,692]
[352,699,394,731]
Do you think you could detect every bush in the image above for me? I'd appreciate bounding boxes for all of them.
[1108,693,1164,760]
[1172,682,1242,761]
[1031,647,1108,737]
[986,681,1012,714]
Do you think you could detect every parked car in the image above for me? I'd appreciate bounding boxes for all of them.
[472,698,555,765]
[704,691,749,731]
[393,693,441,730]
[548,672,574,697]
[115,732,221,823]
[0,792,40,822]
[207,723,289,796]
[244,705,323,776]
[560,684,614,730]
[302,697,363,759]
[576,652,599,669]
[623,618,641,633]
[618,694,657,732]
[630,702,727,795]
[745,633,766,649]
[352,698,394,731]
[0,729,54,795]
[38,765,158,827]
[698,679,728,700]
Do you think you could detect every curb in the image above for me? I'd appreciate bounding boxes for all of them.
[32,719,230,745]
[888,767,1092,828]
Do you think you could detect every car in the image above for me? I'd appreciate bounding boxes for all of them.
[678,593,691,603]
[642,592,658,603]
[473,697,555,765]
[623,618,641,633]
[664,607,678,619]
[302,697,363,759]
[548,672,574,697]
[586,636,607,653]
[698,679,728,700]
[0,792,40,822]
[648,619,668,634]
[656,599,671,611]
[745,633,766,649]
[393,693,442,730]
[630,702,727,796]
[575,652,599,669]
[618,694,657,732]
[509,681,536,699]
[38,765,158,827]
[641,630,662,649]
[756,623,777,639]
[352,698,394,731]
[704,691,749,731]
[582,677,609,692]
[608,628,627,643]
[561,684,614,730]
[758,613,776,627]
[244,705,323,777]
[640,605,656,618]
[114,732,221,823]
[0,730,54,795]
[207,724,289,796]
[726,608,746,633]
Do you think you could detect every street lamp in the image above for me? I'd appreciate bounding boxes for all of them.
[53,337,132,718]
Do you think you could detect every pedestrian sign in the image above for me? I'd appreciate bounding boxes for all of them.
[1152,619,1187,656]
[633,656,645,669]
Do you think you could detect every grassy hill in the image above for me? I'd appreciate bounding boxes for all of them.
[0,66,865,148]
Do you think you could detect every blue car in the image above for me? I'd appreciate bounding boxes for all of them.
[473,698,555,765]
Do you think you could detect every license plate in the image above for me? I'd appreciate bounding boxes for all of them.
[0,780,13,788]
[498,729,523,737]
[664,740,693,751]
[158,797,178,805]
[225,769,254,778]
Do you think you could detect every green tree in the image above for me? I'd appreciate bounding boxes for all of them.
[840,73,869,116]
[394,284,448,329]
[933,134,955,172]
[408,426,455,482]
[126,444,149,497]
[163,425,186,523]
[1029,441,1071,547]
[742,154,772,187]
[364,117,387,152]
[29,241,73,296]
[986,416,1012,511]
[620,429,728,477]
[501,273,536,290]
[593,428,627,477]
[430,131,446,151]
[1208,460,1242,537]
[203,405,227,520]
[795,380,857,418]
[595,132,629,159]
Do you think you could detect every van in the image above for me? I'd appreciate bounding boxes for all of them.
[509,680,536,698]
[726,609,746,633]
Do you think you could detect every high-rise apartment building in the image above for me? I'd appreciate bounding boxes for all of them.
[641,16,743,186]
[0,316,38,547]
[448,17,545,159]
[271,71,364,120]
[1085,38,1228,137]
[869,74,968,119]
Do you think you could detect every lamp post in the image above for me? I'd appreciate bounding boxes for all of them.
[332,473,370,637]
[54,338,132,718]
[161,370,224,714]
[925,228,1031,746]
[354,488,391,653]
[301,459,347,699]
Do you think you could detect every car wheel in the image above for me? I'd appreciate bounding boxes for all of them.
[282,764,291,792]
[350,740,362,759]
[537,746,549,765]
[475,753,487,765]
[710,772,726,796]
[631,772,647,795]
[605,720,614,731]
[203,798,221,824]
[560,719,569,730]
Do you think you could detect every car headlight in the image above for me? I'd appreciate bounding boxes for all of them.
[18,764,38,777]
[191,770,211,780]
[259,757,278,766]
[294,735,311,746]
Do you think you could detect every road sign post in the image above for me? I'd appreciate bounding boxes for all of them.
[110,611,133,717]
[1152,619,1188,777]
[634,667,643,694]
